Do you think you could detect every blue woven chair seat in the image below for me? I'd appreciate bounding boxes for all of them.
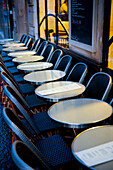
[25,94,47,108]
[14,74,24,82]
[1,51,8,57]
[36,134,74,167]
[2,56,12,61]
[32,111,62,131]
[19,83,35,94]
[5,62,15,68]
[3,108,75,169]
[21,111,62,133]
[8,67,19,74]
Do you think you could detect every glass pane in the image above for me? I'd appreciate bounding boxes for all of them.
[0,0,11,39]
[108,0,113,69]
[58,0,69,48]
[39,0,46,39]
[47,0,69,48]
[47,0,55,43]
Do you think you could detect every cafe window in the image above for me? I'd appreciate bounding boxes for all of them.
[0,0,11,39]
[108,0,113,69]
[37,0,69,48]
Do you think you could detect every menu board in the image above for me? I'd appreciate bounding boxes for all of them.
[71,0,93,45]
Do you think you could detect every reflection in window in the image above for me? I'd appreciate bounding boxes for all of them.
[39,0,46,40]
[57,0,69,48]
[38,0,69,48]
[108,0,113,69]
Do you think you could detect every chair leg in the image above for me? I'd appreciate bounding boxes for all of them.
[9,129,18,144]
[0,77,2,100]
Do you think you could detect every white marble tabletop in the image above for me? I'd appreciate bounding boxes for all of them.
[48,98,112,128]
[72,125,113,170]
[8,50,36,57]
[35,81,85,102]
[2,46,28,52]
[0,38,13,43]
[24,70,66,85]
[17,62,53,72]
[3,42,25,48]
[13,55,44,63]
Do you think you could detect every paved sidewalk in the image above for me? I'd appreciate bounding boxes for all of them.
[0,103,18,169]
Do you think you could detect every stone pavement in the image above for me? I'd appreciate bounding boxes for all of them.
[0,102,18,169]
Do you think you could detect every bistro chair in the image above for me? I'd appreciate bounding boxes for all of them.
[1,35,33,61]
[46,49,63,67]
[3,107,75,168]
[1,72,47,110]
[1,34,27,55]
[66,62,88,84]
[22,35,31,47]
[12,140,51,170]
[0,35,27,59]
[41,44,54,61]
[83,72,112,101]
[54,55,72,74]
[4,85,62,134]
[25,36,34,50]
[0,56,15,68]
[109,98,113,124]
[10,34,26,44]
[0,38,41,68]
[0,58,19,74]
[4,44,54,77]
[0,62,24,83]
[30,38,41,51]
[1,38,41,71]
[1,71,35,95]
[110,98,113,106]
[18,34,26,43]
[36,40,47,56]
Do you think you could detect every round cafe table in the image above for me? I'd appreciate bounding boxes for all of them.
[3,42,25,48]
[24,70,66,85]
[8,50,36,57]
[13,55,44,64]
[35,81,85,102]
[0,38,14,45]
[17,62,53,72]
[72,125,113,170]
[2,46,28,52]
[48,98,112,128]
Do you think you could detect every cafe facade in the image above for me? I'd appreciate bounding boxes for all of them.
[9,0,113,72]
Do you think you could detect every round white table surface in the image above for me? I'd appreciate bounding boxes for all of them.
[3,42,25,47]
[17,62,53,71]
[2,46,28,52]
[8,50,36,57]
[24,70,66,85]
[13,55,44,63]
[0,38,13,43]
[35,81,85,102]
[72,125,113,170]
[48,98,112,128]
